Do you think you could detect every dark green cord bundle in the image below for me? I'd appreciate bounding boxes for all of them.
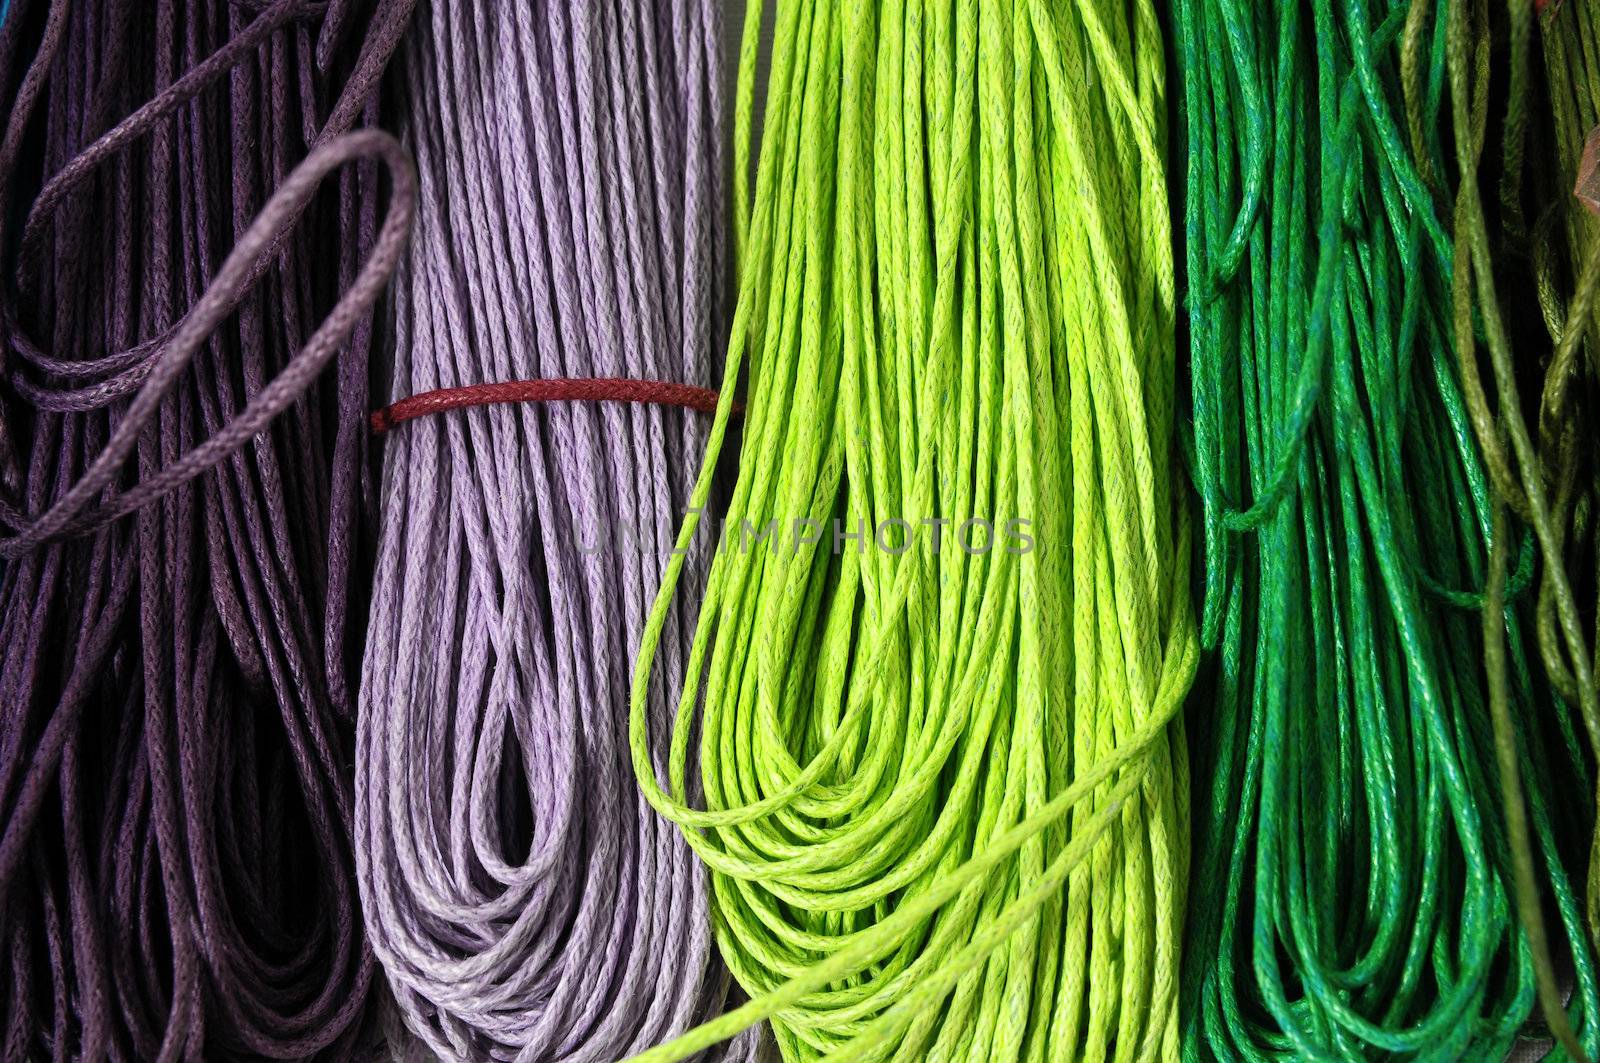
[1178,0,1600,1057]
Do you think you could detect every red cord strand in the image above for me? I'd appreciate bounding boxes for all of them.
[369,378,738,434]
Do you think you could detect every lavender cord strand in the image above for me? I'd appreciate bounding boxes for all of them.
[356,1,761,1059]
[0,0,415,1057]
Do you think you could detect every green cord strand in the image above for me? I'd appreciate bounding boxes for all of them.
[1179,0,1600,1058]
[625,0,1194,1059]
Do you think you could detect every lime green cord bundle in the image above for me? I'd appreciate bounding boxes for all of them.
[625,0,1195,1059]
[1179,0,1600,1058]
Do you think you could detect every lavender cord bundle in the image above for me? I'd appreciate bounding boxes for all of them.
[355,1,762,1059]
[0,0,415,1056]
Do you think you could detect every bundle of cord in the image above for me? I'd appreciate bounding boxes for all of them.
[624,0,1196,1060]
[355,1,761,1059]
[1532,0,1600,679]
[1178,0,1600,1057]
[1437,0,1600,1053]
[0,0,415,1057]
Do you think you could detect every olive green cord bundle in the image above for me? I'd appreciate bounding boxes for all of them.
[1533,0,1600,938]
[624,0,1196,1059]
[1440,0,1600,1054]
[1532,0,1600,650]
[1179,0,1600,1058]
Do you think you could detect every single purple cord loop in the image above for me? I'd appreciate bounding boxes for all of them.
[0,130,416,558]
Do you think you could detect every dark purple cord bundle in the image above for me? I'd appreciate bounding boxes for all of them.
[0,0,415,1057]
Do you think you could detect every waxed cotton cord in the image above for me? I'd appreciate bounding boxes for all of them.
[355,1,762,1059]
[0,0,417,1056]
[1178,0,1600,1058]
[1533,0,1600,855]
[1439,0,1600,1054]
[369,379,736,434]
[624,0,1196,1060]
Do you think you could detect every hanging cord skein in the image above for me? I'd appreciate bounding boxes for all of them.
[0,0,417,1057]
[624,0,1195,1059]
[1178,0,1600,1057]
[1531,0,1600,675]
[1439,0,1600,1052]
[355,0,762,1059]
[1533,0,1600,938]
